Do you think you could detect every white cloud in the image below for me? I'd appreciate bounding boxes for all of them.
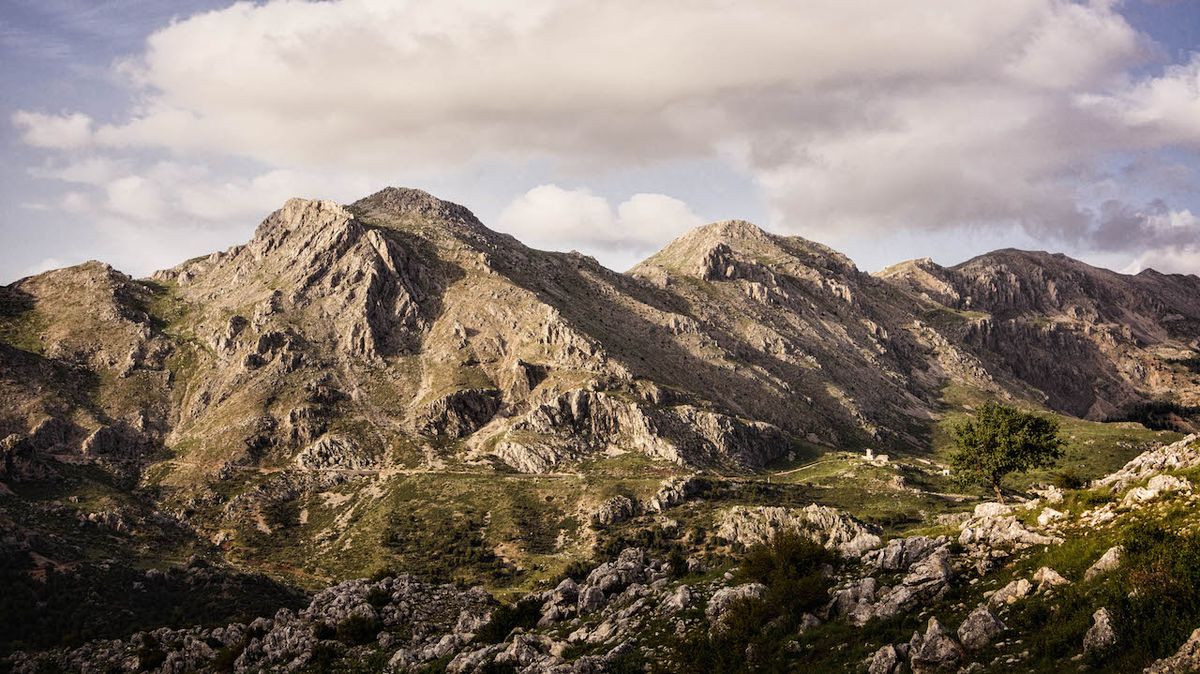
[1122,245,1200,275]
[30,156,128,185]
[497,185,704,263]
[11,0,1200,273]
[105,175,167,222]
[11,111,93,149]
[1081,53,1200,147]
[60,191,92,214]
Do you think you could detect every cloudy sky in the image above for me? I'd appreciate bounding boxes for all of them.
[3,0,1200,283]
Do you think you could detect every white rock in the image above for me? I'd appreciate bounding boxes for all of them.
[706,583,767,622]
[715,504,882,557]
[989,578,1032,607]
[957,605,1005,650]
[1032,566,1070,591]
[1084,546,1124,581]
[1083,608,1116,654]
[973,502,1012,518]
[1037,508,1066,526]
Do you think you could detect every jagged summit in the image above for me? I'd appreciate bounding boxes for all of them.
[631,218,856,283]
[350,186,485,230]
[689,219,774,242]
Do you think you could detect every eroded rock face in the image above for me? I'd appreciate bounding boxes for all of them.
[715,505,882,557]
[839,546,956,626]
[1122,474,1192,506]
[80,422,155,465]
[0,418,73,481]
[959,510,1060,550]
[957,605,1004,650]
[646,475,706,512]
[706,583,768,623]
[294,435,375,471]
[489,388,790,473]
[1096,434,1200,490]
[416,388,501,438]
[868,644,908,674]
[1083,607,1117,654]
[879,251,1200,421]
[591,495,638,528]
[11,574,492,674]
[909,617,964,673]
[863,535,947,572]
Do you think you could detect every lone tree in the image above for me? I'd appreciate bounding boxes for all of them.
[949,402,1065,502]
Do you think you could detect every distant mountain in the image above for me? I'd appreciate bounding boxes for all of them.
[879,251,1200,420]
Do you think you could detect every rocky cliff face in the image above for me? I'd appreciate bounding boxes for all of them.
[879,250,1200,421]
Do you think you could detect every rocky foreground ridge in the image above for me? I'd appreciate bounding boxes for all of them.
[11,435,1200,673]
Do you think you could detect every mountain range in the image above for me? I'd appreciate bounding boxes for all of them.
[4,187,1197,482]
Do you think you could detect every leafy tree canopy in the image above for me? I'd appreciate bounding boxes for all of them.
[949,402,1065,501]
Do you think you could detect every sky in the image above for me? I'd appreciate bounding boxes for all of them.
[3,0,1200,283]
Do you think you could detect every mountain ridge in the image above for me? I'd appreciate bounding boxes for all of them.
[5,186,1197,481]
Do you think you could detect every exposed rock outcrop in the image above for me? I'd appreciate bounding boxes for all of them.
[715,505,882,557]
[1084,546,1124,581]
[294,435,375,471]
[416,388,501,439]
[1083,607,1117,654]
[1146,627,1200,674]
[957,605,1004,650]
[1097,435,1200,490]
[909,617,964,673]
[591,495,639,528]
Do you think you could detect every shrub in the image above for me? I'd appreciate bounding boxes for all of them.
[1110,400,1200,432]
[1011,523,1200,671]
[369,566,395,583]
[308,642,342,670]
[560,559,594,582]
[1053,470,1085,490]
[335,614,381,646]
[211,642,246,673]
[1116,524,1200,662]
[474,598,542,644]
[136,643,167,671]
[660,532,834,672]
[366,587,391,609]
[313,621,336,640]
[666,549,689,579]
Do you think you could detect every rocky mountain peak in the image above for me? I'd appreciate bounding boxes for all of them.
[7,187,1200,674]
[248,198,358,258]
[692,219,773,243]
[875,256,961,307]
[634,220,784,279]
[349,186,487,234]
